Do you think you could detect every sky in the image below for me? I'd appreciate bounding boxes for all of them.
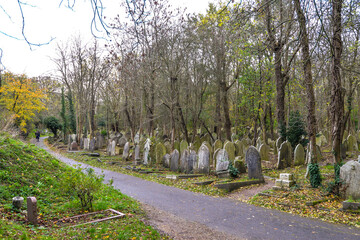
[0,0,214,77]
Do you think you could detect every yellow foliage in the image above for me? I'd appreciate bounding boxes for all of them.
[0,72,47,132]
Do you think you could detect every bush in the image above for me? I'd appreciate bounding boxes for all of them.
[228,162,239,178]
[326,162,344,196]
[63,167,104,211]
[308,163,322,188]
[44,116,62,138]
[287,111,307,148]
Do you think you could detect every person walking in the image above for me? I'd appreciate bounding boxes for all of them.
[35,130,41,142]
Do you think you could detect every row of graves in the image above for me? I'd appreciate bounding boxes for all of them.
[65,130,360,200]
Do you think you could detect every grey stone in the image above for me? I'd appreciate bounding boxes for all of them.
[197,144,210,174]
[224,141,236,163]
[123,142,130,160]
[27,197,37,225]
[134,145,141,164]
[245,146,263,180]
[12,196,24,209]
[276,137,283,150]
[118,137,127,147]
[80,138,84,149]
[340,160,360,200]
[155,143,167,165]
[163,154,171,168]
[259,144,270,161]
[277,142,291,169]
[170,149,180,172]
[143,138,151,165]
[347,134,358,152]
[294,144,305,166]
[70,141,78,151]
[89,138,96,152]
[84,138,89,150]
[134,133,140,144]
[180,150,189,173]
[216,149,230,173]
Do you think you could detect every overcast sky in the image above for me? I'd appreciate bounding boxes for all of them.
[0,0,213,77]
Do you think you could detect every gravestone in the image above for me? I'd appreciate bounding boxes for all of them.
[155,143,167,165]
[134,145,141,164]
[123,142,130,160]
[277,142,291,169]
[340,160,360,200]
[259,144,270,161]
[27,197,37,225]
[234,156,246,173]
[80,138,84,149]
[95,133,104,149]
[245,146,263,180]
[180,140,188,154]
[164,141,172,154]
[12,196,24,209]
[216,149,230,177]
[276,137,283,150]
[347,134,358,152]
[224,141,236,163]
[170,149,180,172]
[180,150,189,173]
[84,138,89,150]
[294,144,305,166]
[111,140,116,156]
[213,148,221,167]
[213,140,223,152]
[89,138,96,152]
[143,138,151,165]
[70,141,78,151]
[118,137,127,147]
[197,144,210,174]
[163,154,171,168]
[234,140,241,156]
[134,133,140,145]
[189,150,197,173]
[106,140,112,156]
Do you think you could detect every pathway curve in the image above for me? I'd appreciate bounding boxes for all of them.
[36,138,360,240]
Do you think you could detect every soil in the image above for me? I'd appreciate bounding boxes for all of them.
[141,204,244,240]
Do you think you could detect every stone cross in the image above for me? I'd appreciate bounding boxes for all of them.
[27,197,37,225]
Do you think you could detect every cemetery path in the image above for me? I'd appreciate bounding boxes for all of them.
[37,138,360,240]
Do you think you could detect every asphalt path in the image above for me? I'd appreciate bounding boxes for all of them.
[36,138,360,240]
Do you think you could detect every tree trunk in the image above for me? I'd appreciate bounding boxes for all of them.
[330,0,344,164]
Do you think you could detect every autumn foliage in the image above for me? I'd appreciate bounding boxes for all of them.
[0,72,47,132]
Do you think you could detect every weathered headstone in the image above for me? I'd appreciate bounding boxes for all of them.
[347,134,358,152]
[197,144,210,174]
[155,143,167,165]
[276,137,283,150]
[134,133,140,145]
[27,197,37,225]
[95,133,105,149]
[110,140,116,156]
[134,145,141,164]
[180,150,189,173]
[106,140,112,156]
[224,141,236,163]
[213,139,223,152]
[84,138,89,150]
[123,142,130,160]
[234,156,246,173]
[216,149,230,177]
[80,138,84,149]
[89,138,96,152]
[277,142,291,169]
[70,141,78,151]
[180,140,188,154]
[164,141,172,154]
[163,154,171,168]
[189,150,197,173]
[118,137,127,147]
[340,160,360,200]
[259,144,270,161]
[143,138,151,165]
[12,196,24,209]
[245,146,263,180]
[294,144,305,166]
[170,149,180,172]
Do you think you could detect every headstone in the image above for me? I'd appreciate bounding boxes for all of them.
[259,144,270,161]
[123,142,130,160]
[197,144,210,174]
[216,149,230,174]
[96,133,104,149]
[155,143,167,165]
[111,140,116,156]
[170,149,180,172]
[340,160,360,200]
[134,133,140,144]
[189,150,197,173]
[274,173,295,189]
[277,142,291,169]
[347,134,358,152]
[224,141,236,163]
[80,138,84,149]
[118,137,127,147]
[106,140,112,156]
[134,145,141,164]
[180,140,189,154]
[164,141,172,153]
[89,138,96,152]
[12,196,24,209]
[294,144,305,166]
[245,146,263,180]
[27,197,37,225]
[213,139,223,152]
[143,138,151,165]
[84,138,89,150]
[180,150,189,173]
[213,148,221,167]
[163,154,171,168]
[234,156,246,173]
[276,137,283,150]
[70,141,78,151]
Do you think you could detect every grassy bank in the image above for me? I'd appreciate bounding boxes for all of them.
[0,134,168,239]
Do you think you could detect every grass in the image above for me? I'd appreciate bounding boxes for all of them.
[0,133,168,239]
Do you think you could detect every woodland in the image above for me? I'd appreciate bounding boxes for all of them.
[1,0,360,165]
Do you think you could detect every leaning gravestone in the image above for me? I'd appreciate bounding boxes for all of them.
[216,149,230,178]
[259,144,270,161]
[294,144,305,166]
[197,144,210,174]
[143,138,151,165]
[170,149,180,172]
[224,141,236,163]
[123,142,130,160]
[340,160,360,200]
[245,146,263,180]
[155,143,167,165]
[163,154,171,168]
[277,142,291,169]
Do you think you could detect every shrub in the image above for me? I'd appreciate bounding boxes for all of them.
[326,162,344,196]
[228,162,239,178]
[287,111,307,148]
[44,116,62,138]
[308,163,322,188]
[63,167,104,211]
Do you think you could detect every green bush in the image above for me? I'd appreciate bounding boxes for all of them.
[326,162,344,196]
[287,111,307,148]
[308,163,322,188]
[44,116,62,138]
[228,162,239,178]
[62,167,104,211]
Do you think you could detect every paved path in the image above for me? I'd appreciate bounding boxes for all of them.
[36,138,360,240]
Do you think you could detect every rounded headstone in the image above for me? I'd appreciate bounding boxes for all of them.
[294,144,305,166]
[197,144,210,174]
[245,146,263,180]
